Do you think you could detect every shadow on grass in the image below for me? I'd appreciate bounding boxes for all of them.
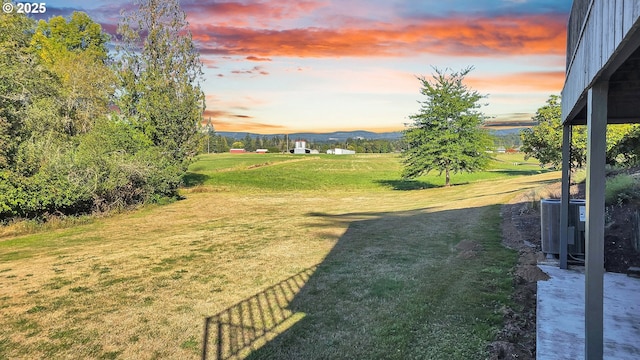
[202,204,518,359]
[374,179,437,190]
[489,169,552,177]
[376,168,554,191]
[201,266,317,360]
[183,172,209,187]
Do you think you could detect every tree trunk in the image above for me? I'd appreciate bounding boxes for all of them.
[445,167,451,187]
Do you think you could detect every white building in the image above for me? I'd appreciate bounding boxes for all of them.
[327,148,356,155]
[293,140,307,154]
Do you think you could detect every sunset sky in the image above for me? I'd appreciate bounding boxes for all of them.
[39,0,572,133]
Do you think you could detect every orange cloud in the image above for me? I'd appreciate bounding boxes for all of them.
[202,108,286,133]
[203,109,252,119]
[467,71,565,92]
[209,119,288,133]
[246,56,272,61]
[192,14,566,58]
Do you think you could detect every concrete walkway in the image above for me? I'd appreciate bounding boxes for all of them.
[537,265,640,359]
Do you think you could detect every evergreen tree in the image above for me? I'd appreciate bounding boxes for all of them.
[402,67,493,186]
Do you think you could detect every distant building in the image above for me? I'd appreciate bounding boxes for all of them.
[289,140,320,154]
[230,148,246,154]
[294,140,307,154]
[327,148,356,155]
[289,140,319,154]
[256,149,269,154]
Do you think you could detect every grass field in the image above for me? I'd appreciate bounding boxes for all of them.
[0,153,559,359]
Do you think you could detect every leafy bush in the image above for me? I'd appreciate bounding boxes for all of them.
[0,118,185,221]
[75,118,182,212]
[0,170,93,220]
[605,174,640,205]
[608,126,640,166]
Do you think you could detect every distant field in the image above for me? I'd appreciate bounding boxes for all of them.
[0,153,558,359]
[185,152,546,191]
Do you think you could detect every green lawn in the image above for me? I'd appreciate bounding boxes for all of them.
[185,152,548,191]
[0,153,558,359]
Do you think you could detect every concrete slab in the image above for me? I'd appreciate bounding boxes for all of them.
[537,265,640,360]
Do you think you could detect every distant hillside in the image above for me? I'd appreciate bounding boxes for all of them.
[216,130,403,142]
[217,128,528,140]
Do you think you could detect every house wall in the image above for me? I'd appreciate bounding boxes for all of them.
[562,0,640,123]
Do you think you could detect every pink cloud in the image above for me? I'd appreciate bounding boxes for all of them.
[230,65,270,76]
[246,56,272,61]
[191,14,567,58]
[183,0,327,27]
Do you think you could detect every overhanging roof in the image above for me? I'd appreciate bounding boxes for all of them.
[562,1,640,125]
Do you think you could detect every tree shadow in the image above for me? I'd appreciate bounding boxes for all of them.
[182,172,209,187]
[374,179,437,190]
[489,169,552,177]
[375,168,555,191]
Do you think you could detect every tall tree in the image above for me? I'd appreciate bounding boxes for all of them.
[402,67,492,186]
[30,12,113,136]
[519,95,565,168]
[116,0,205,165]
[31,12,109,65]
[520,95,637,168]
[0,12,58,168]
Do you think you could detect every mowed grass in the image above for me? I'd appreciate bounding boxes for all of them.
[185,152,548,191]
[0,153,559,359]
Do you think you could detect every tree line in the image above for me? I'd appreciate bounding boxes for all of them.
[0,0,204,221]
[199,131,520,155]
[198,133,406,154]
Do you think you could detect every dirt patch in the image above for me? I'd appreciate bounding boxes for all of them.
[514,252,549,283]
[487,196,543,359]
[247,161,273,169]
[455,240,483,259]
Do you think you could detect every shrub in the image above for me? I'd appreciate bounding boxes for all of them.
[0,117,186,221]
[0,169,93,220]
[605,174,640,205]
[75,118,182,212]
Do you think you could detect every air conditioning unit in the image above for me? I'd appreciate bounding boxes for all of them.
[540,199,586,256]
